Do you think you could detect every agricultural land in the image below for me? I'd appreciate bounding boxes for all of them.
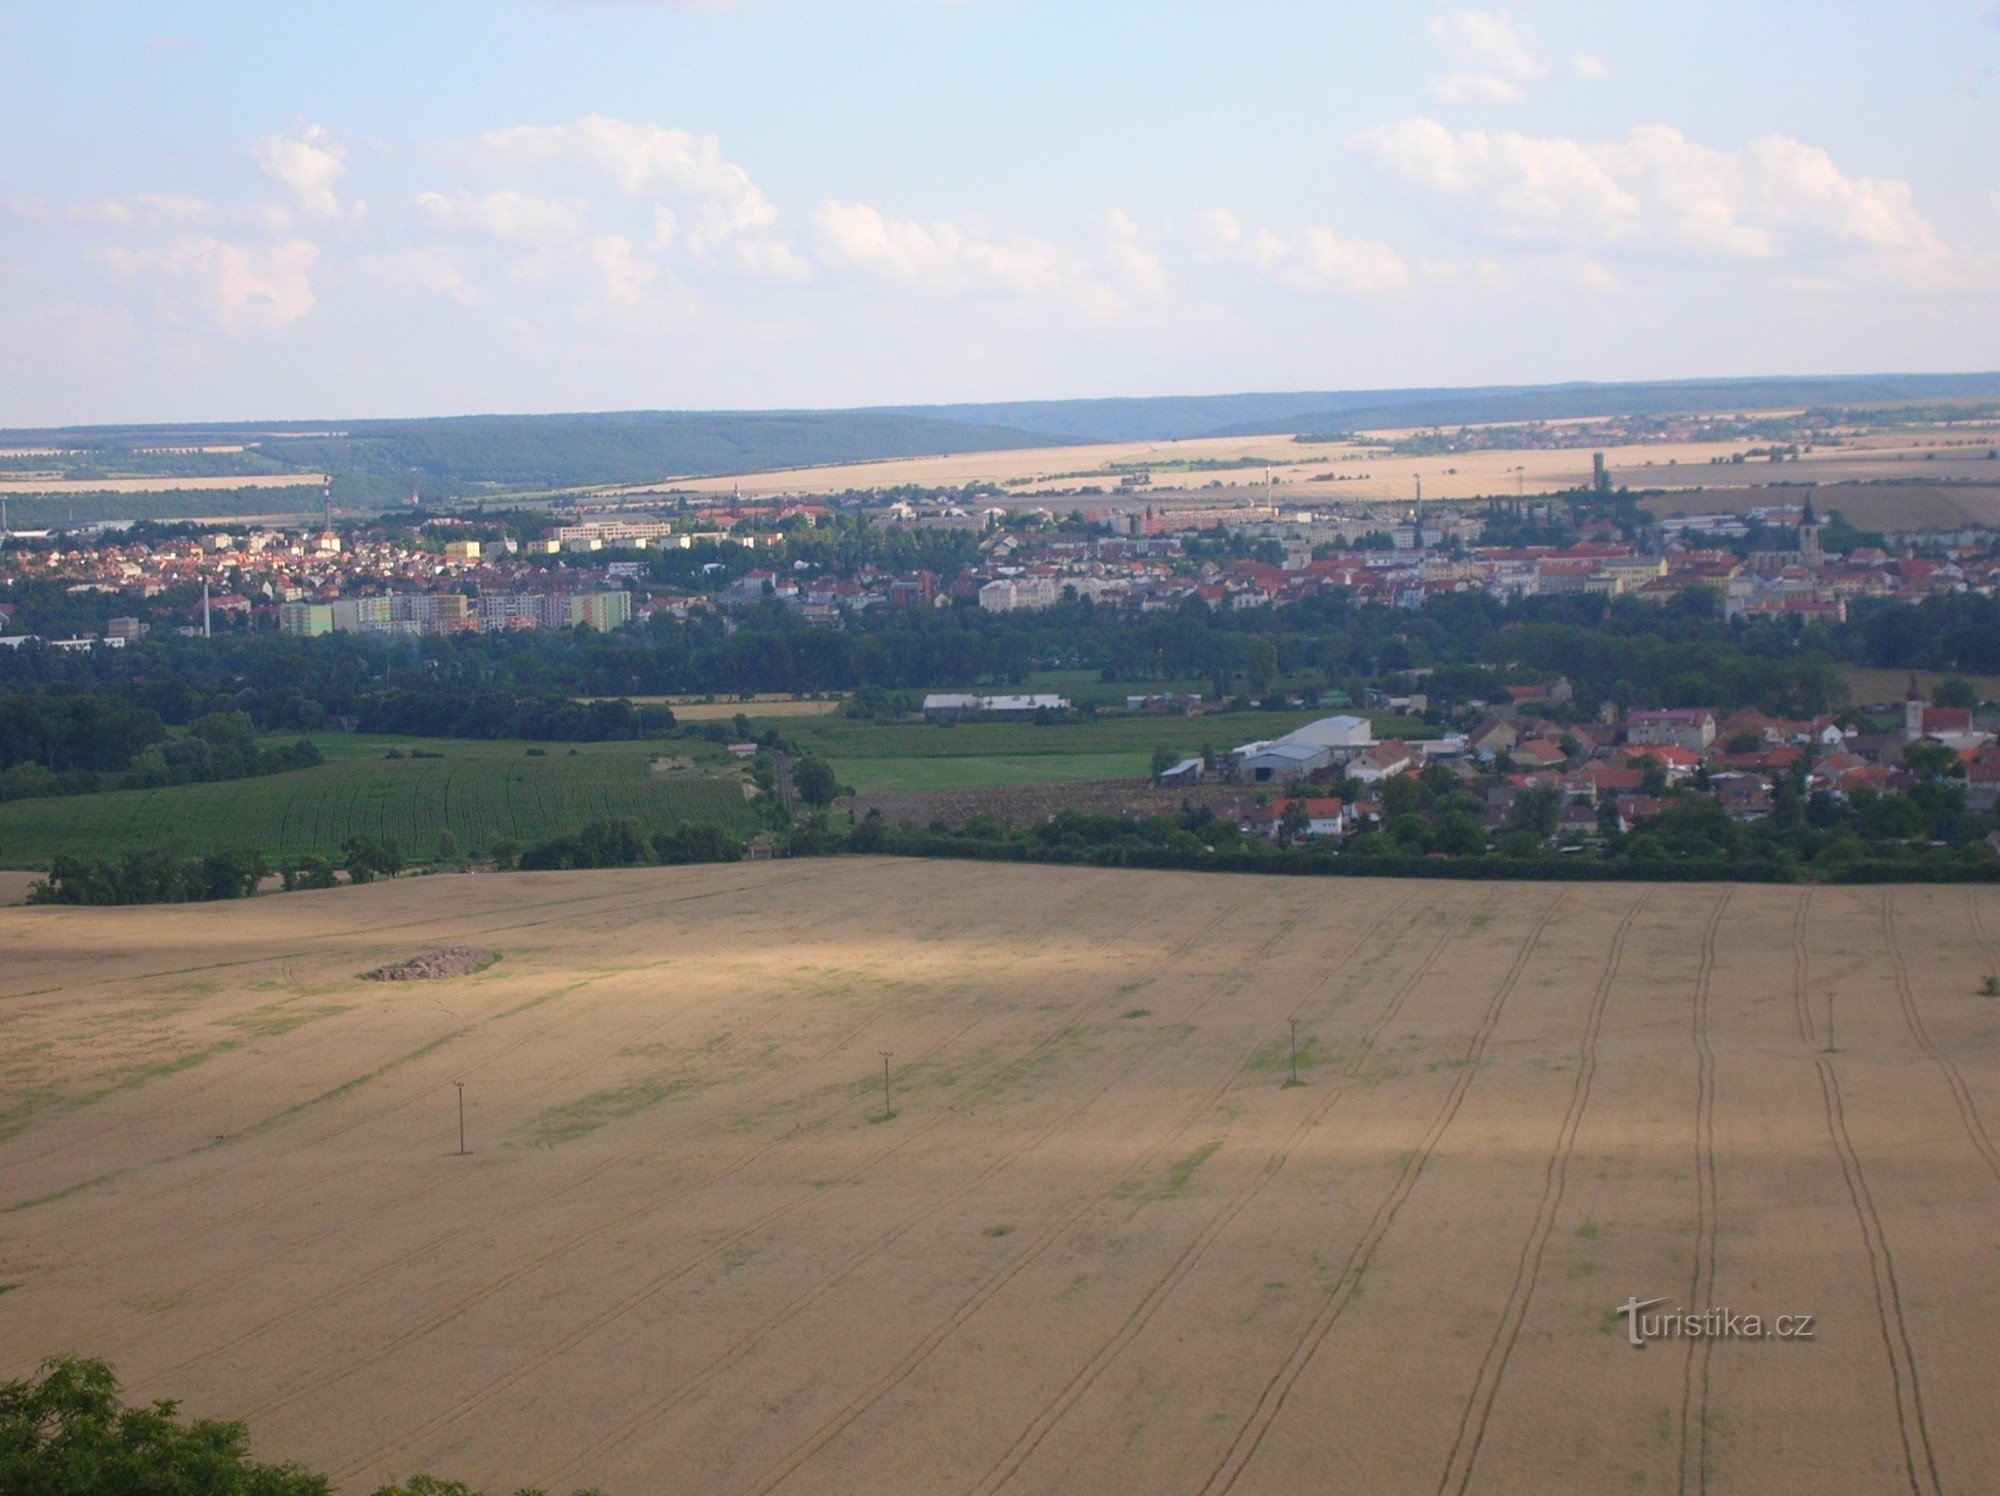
[0,863,1996,1491]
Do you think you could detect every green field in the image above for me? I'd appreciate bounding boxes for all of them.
[837,752,1154,793]
[0,735,758,868]
[772,706,1433,794]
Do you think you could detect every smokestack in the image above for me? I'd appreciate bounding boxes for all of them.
[202,580,211,639]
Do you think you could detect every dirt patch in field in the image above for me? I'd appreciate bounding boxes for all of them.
[361,947,496,981]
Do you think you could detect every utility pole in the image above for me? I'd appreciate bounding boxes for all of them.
[202,580,211,639]
[455,1081,467,1155]
[879,1050,894,1120]
[1289,1019,1300,1087]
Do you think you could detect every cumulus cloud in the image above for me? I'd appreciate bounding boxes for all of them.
[464,115,776,249]
[1426,8,1545,80]
[252,124,347,218]
[416,188,591,243]
[95,236,320,332]
[809,200,1120,311]
[1350,117,1942,265]
[10,195,208,226]
[1097,208,1167,298]
[1192,208,1411,294]
[1422,8,1612,103]
[1427,72,1526,105]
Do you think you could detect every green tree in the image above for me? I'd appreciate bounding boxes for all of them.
[1432,809,1485,856]
[791,754,841,807]
[1932,677,1977,709]
[1506,785,1563,841]
[1277,799,1310,847]
[1902,741,1962,779]
[0,1355,329,1495]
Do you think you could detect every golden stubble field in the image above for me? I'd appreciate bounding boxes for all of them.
[611,422,2000,509]
[1,862,1997,1494]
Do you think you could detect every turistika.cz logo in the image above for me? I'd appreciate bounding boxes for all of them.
[1615,1296,1816,1348]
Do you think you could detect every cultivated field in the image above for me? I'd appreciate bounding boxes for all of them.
[1641,481,2000,533]
[603,421,2000,507]
[0,735,757,868]
[2,863,1996,1492]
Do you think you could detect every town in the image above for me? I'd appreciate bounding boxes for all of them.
[3,461,1997,649]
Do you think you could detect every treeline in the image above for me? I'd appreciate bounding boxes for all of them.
[30,850,267,905]
[834,793,2000,885]
[356,691,675,741]
[515,819,746,870]
[0,698,321,802]
[29,836,406,905]
[2,588,1995,738]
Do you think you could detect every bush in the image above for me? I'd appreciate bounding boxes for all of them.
[282,856,340,891]
[30,850,266,906]
[518,820,651,871]
[0,1355,603,1496]
[653,823,745,865]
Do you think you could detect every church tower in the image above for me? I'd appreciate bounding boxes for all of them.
[1799,494,1824,570]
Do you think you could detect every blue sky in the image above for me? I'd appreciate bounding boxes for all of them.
[2,0,1996,424]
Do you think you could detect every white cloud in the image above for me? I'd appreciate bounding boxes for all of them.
[1097,208,1167,298]
[1425,8,1546,81]
[252,125,347,219]
[1193,208,1411,294]
[360,246,471,302]
[1422,10,1611,103]
[95,235,319,332]
[810,200,1116,309]
[465,115,776,249]
[1351,117,1943,267]
[416,189,591,243]
[9,194,209,226]
[1427,72,1526,105]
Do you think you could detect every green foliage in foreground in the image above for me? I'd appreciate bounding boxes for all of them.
[0,1356,599,1495]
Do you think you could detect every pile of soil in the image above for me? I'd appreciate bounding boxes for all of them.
[362,947,496,981]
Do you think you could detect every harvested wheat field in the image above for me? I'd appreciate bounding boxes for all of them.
[3,862,1999,1493]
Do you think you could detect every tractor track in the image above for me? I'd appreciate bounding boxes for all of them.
[304,899,1262,1475]
[1880,890,2000,1186]
[1677,889,1731,1496]
[965,895,1487,1496]
[1815,1058,1941,1495]
[1193,891,1568,1496]
[1436,891,1648,1495]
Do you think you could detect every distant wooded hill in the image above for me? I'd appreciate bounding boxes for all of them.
[6,371,1998,502]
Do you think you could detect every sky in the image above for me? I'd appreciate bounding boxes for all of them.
[2,0,1997,425]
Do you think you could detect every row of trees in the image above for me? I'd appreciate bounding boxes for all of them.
[0,586,1899,731]
[513,819,746,871]
[0,697,321,803]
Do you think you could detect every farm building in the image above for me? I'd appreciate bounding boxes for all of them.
[921,693,1070,720]
[1234,741,1331,783]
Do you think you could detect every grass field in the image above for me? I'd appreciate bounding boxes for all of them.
[0,735,757,868]
[838,751,1152,793]
[778,706,1429,793]
[1842,665,2000,706]
[1,865,1996,1491]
